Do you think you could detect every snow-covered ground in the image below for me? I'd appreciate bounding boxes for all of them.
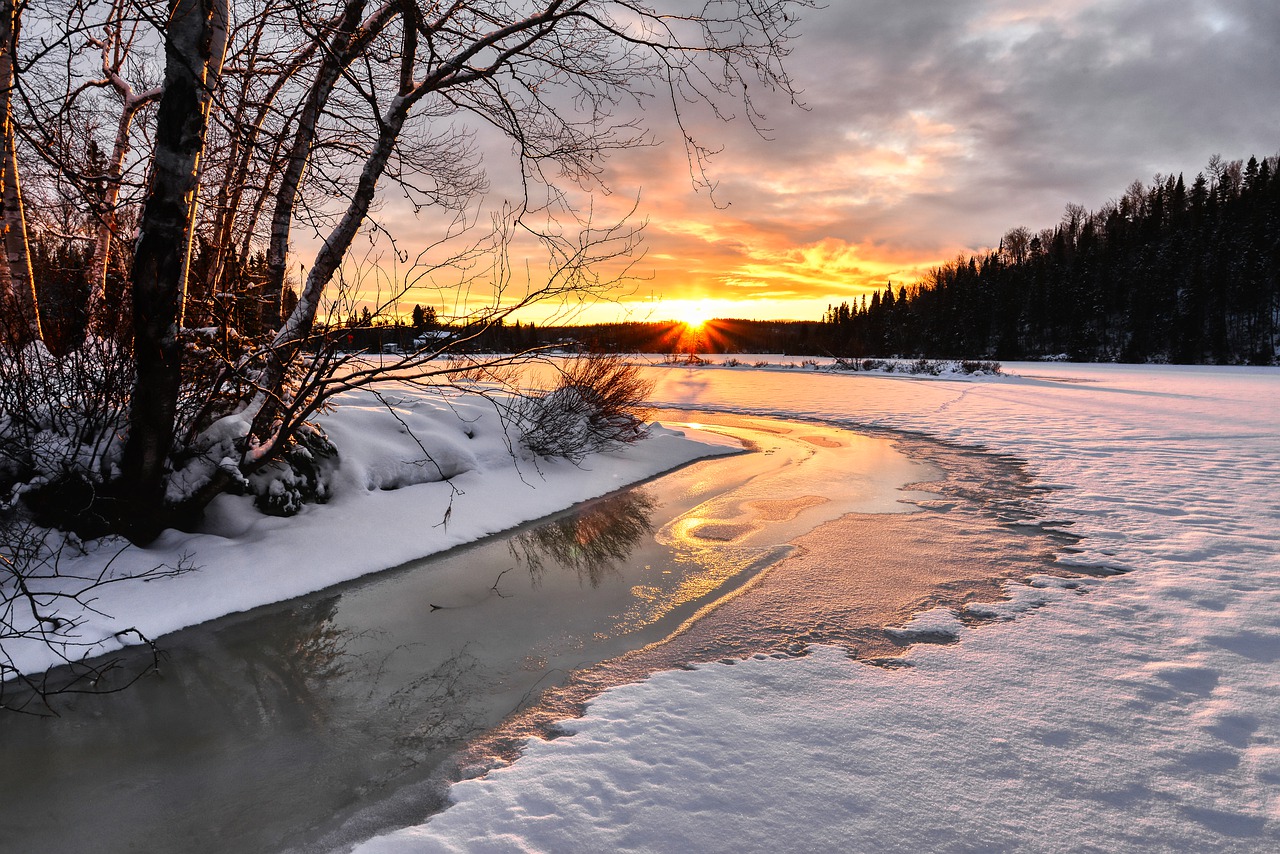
[6,384,738,678]
[10,359,1279,852]
[350,362,1280,853]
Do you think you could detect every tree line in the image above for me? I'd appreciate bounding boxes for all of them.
[529,318,816,354]
[820,154,1280,364]
[531,156,1280,363]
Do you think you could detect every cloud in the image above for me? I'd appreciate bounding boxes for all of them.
[349,0,1280,322]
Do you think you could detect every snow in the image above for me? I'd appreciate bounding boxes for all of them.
[6,383,739,678]
[350,361,1280,853]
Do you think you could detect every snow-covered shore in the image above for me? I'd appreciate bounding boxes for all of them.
[352,362,1280,853]
[7,385,739,678]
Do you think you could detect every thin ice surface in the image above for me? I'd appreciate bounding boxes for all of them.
[354,362,1280,853]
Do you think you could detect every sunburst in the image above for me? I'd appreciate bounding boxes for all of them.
[674,300,712,330]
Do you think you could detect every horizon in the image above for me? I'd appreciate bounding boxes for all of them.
[329,0,1280,327]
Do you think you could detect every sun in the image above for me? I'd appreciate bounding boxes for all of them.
[676,301,712,330]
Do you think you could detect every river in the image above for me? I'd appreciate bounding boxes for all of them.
[0,412,1073,854]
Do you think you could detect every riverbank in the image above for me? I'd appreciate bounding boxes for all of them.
[4,384,740,680]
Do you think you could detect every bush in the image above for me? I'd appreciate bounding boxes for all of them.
[959,360,1002,375]
[516,354,653,463]
[247,424,338,517]
[0,339,133,536]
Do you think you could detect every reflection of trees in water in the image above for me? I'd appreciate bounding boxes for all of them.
[510,488,657,587]
[230,595,358,722]
[381,647,489,777]
[220,603,494,787]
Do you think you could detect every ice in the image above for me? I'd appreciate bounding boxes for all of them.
[884,606,963,641]
[352,362,1280,853]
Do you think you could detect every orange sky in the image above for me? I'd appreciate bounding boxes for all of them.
[362,113,978,327]
[324,0,1280,327]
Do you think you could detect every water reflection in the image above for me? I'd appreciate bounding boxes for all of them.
[0,421,774,852]
[1,412,1054,854]
[510,489,657,587]
[234,595,354,722]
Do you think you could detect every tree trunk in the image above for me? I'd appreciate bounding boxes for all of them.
[202,35,318,332]
[115,0,227,542]
[88,93,157,325]
[0,0,39,346]
[261,0,394,333]
[245,95,413,457]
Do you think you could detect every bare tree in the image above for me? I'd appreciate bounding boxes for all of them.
[197,5,319,325]
[0,0,813,543]
[0,0,39,345]
[1000,226,1031,265]
[0,0,812,704]
[83,0,163,315]
[114,0,229,537]
[1061,201,1088,242]
[260,0,399,333]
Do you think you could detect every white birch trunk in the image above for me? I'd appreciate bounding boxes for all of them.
[0,0,39,344]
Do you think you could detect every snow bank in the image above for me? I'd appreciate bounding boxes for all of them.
[354,362,1280,853]
[7,384,739,677]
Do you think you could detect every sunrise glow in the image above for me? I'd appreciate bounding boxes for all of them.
[347,0,1276,330]
[673,301,712,329]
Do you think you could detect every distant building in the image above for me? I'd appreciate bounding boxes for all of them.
[412,329,453,350]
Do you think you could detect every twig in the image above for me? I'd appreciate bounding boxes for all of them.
[490,566,512,598]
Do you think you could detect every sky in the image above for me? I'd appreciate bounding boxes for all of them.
[372,0,1280,325]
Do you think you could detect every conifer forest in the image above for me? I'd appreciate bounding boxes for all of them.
[819,154,1280,365]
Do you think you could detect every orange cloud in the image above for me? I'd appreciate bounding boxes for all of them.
[286,0,1280,330]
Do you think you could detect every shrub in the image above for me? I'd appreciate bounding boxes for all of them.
[247,424,338,517]
[910,357,944,375]
[959,360,1002,375]
[516,354,653,463]
[0,339,133,536]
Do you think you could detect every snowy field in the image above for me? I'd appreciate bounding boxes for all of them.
[349,361,1280,853]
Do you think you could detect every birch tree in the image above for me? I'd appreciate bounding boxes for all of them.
[0,0,39,345]
[83,0,162,316]
[114,0,228,536]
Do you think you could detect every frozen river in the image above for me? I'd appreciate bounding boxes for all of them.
[0,409,1072,854]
